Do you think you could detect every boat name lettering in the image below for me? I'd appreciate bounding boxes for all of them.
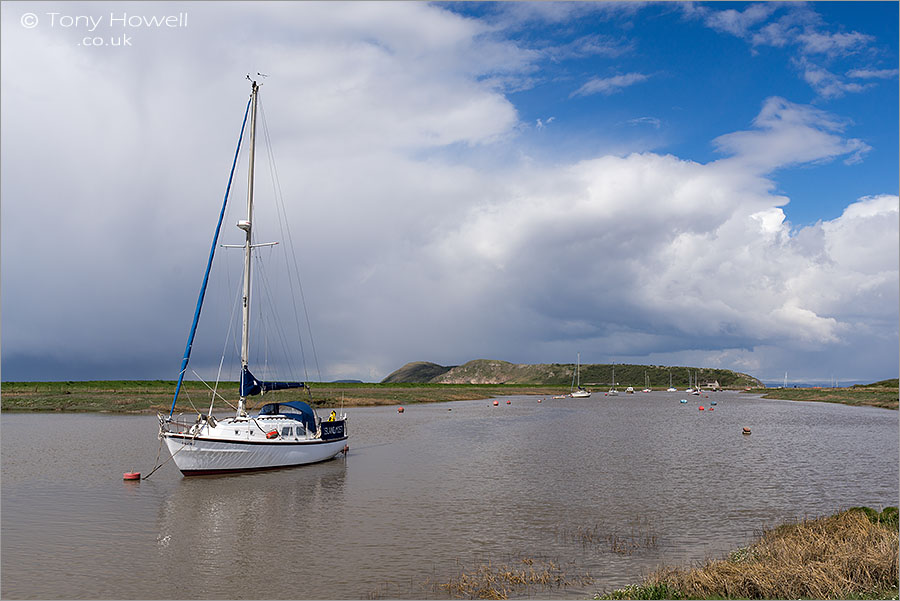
[321,422,344,440]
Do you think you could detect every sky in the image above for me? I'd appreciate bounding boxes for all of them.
[1,1,898,386]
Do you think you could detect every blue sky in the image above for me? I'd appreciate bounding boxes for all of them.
[1,1,897,386]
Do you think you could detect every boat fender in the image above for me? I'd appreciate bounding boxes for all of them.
[266,430,278,439]
[123,472,141,481]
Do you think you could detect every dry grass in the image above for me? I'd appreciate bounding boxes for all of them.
[437,557,593,599]
[601,508,899,599]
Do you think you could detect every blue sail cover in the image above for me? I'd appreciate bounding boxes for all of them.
[257,400,318,435]
[240,367,307,397]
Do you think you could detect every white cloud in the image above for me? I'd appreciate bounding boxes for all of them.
[712,97,871,171]
[570,72,650,98]
[627,116,661,129]
[792,58,873,99]
[1,3,895,385]
[847,68,899,79]
[703,3,778,37]
[797,30,874,56]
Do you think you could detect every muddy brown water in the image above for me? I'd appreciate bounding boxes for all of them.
[2,391,897,599]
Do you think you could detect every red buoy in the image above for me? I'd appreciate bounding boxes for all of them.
[266,430,278,439]
[123,472,140,481]
[493,400,499,406]
[397,407,404,413]
[537,399,542,403]
[699,406,705,411]
[506,400,511,404]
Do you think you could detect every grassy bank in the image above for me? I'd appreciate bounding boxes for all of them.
[597,507,899,600]
[0,380,562,413]
[748,383,898,410]
[2,379,897,413]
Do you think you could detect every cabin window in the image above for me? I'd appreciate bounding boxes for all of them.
[282,426,292,437]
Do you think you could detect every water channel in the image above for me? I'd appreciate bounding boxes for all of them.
[2,391,897,599]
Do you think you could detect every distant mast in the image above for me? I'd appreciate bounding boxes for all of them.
[238,78,259,418]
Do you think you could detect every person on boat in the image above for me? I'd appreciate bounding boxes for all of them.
[328,410,336,421]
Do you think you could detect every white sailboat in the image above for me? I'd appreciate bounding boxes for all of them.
[642,372,651,393]
[608,365,618,396]
[570,353,591,398]
[158,78,348,475]
[667,371,676,392]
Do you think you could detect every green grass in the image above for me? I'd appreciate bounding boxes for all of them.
[0,380,562,413]
[748,384,898,410]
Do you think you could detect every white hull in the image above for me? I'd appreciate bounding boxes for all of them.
[161,413,347,475]
[163,434,346,475]
[570,390,591,398]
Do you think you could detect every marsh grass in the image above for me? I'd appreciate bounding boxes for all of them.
[554,519,659,555]
[753,385,898,410]
[436,557,593,599]
[598,507,899,600]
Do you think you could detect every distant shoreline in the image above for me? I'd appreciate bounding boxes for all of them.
[1,381,895,412]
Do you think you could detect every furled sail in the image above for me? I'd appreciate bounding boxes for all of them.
[240,367,307,397]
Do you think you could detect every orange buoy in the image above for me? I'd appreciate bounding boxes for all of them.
[123,472,140,481]
[397,406,404,413]
[493,400,499,406]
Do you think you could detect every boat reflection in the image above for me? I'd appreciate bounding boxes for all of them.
[154,458,348,598]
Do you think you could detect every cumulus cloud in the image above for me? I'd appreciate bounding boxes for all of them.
[1,2,895,385]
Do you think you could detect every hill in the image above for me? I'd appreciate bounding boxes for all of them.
[381,359,762,388]
[380,361,454,383]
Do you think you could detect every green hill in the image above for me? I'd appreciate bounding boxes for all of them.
[380,361,454,383]
[381,359,762,388]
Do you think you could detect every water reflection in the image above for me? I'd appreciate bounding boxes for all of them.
[155,460,348,598]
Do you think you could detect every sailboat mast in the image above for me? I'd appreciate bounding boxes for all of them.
[238,79,259,416]
[576,353,580,389]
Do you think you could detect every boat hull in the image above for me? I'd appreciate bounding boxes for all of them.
[162,433,347,475]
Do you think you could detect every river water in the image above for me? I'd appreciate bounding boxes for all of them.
[2,392,897,599]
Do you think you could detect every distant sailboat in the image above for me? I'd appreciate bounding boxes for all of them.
[608,366,618,396]
[570,353,591,398]
[642,372,651,393]
[667,371,677,392]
